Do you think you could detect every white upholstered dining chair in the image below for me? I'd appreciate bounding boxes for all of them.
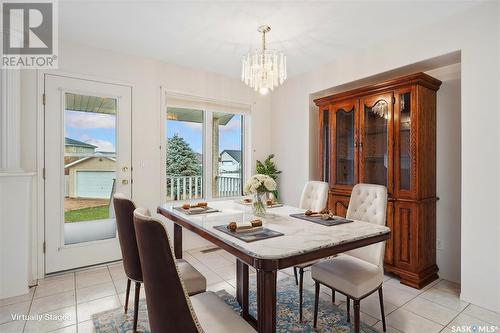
[311,183,388,333]
[294,180,329,321]
[299,181,329,212]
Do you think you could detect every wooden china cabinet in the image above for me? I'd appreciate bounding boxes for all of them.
[314,73,442,289]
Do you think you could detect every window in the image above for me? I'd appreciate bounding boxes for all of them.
[164,97,249,201]
[165,108,204,201]
[212,112,243,198]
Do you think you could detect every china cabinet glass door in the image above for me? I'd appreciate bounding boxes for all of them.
[331,100,357,188]
[359,93,393,192]
[395,87,414,197]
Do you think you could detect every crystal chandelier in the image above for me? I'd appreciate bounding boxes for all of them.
[241,25,287,95]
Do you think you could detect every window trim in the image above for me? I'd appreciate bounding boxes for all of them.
[160,89,252,202]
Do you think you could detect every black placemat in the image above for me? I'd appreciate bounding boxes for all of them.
[173,206,219,215]
[290,213,353,226]
[213,225,284,243]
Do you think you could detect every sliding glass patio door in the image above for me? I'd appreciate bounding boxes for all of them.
[44,74,132,273]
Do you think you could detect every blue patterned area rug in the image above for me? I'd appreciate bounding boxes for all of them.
[92,278,379,333]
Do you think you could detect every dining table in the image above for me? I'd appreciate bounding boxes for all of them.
[157,199,391,333]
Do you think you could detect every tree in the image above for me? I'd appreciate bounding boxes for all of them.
[166,135,201,176]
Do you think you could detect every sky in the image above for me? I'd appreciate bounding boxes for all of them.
[65,110,116,152]
[166,113,242,154]
[63,109,242,156]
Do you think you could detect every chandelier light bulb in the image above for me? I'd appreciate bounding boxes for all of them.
[241,25,287,94]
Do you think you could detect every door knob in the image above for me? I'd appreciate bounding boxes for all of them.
[122,166,129,172]
[121,179,129,185]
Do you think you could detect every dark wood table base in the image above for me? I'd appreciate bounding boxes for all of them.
[158,206,390,333]
[237,259,277,332]
[236,260,257,328]
[256,269,277,332]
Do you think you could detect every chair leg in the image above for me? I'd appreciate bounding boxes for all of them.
[346,297,350,322]
[379,287,387,332]
[293,267,298,285]
[331,288,335,304]
[354,300,360,333]
[299,268,305,322]
[124,279,131,313]
[133,282,141,333]
[313,281,320,328]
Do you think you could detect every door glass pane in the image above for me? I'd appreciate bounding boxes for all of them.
[212,112,243,197]
[63,93,117,245]
[363,100,388,185]
[166,107,204,201]
[322,109,329,183]
[336,108,354,185]
[400,92,411,190]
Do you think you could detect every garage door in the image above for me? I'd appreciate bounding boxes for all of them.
[76,171,116,199]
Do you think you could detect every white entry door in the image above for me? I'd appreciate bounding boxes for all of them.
[44,74,132,273]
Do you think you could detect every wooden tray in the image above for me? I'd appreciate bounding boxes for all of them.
[236,199,284,208]
[173,206,219,215]
[289,213,353,226]
[213,225,284,243]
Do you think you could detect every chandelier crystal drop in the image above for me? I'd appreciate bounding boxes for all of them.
[241,25,287,95]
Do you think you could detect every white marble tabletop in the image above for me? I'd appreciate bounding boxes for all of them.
[159,200,390,260]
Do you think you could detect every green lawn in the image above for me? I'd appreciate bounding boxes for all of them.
[65,205,109,223]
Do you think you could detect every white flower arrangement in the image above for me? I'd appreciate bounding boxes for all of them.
[244,174,277,194]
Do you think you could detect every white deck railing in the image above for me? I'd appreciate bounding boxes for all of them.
[167,176,203,201]
[166,175,241,200]
[215,175,241,197]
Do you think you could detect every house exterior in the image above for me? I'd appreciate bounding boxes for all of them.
[64,137,98,167]
[65,156,116,198]
[65,137,97,155]
[64,137,116,198]
[219,150,241,175]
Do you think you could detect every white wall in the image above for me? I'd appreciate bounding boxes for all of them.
[427,64,461,284]
[0,174,33,298]
[20,41,272,271]
[270,2,499,312]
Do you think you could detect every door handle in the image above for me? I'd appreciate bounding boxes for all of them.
[122,166,129,172]
[121,179,129,185]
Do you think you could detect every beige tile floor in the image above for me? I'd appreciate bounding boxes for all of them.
[1,246,499,333]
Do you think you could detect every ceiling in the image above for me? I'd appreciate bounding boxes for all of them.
[60,1,479,79]
[65,93,117,114]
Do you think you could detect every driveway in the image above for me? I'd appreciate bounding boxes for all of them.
[64,198,109,211]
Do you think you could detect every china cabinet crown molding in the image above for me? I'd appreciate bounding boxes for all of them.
[313,72,441,107]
